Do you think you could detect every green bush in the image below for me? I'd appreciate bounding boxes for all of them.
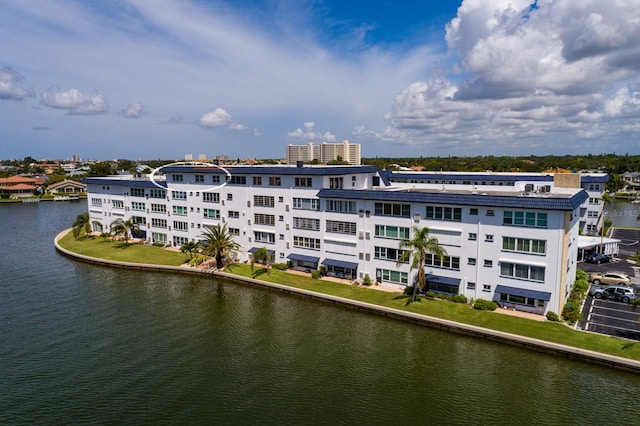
[425,291,438,299]
[561,297,583,323]
[403,286,415,296]
[451,294,468,304]
[311,270,321,279]
[545,311,560,322]
[362,275,372,286]
[473,299,498,311]
[271,262,289,271]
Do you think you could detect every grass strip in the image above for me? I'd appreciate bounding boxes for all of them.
[58,233,640,361]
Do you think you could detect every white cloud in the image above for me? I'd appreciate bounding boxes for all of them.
[122,102,147,118]
[40,87,109,114]
[0,67,34,100]
[199,107,249,131]
[287,121,336,142]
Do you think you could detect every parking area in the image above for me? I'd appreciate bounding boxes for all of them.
[580,295,640,340]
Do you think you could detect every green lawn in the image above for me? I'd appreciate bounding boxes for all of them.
[58,231,640,361]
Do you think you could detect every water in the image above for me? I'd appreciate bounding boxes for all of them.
[607,199,640,228]
[1,201,639,425]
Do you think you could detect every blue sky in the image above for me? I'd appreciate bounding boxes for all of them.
[2,0,640,161]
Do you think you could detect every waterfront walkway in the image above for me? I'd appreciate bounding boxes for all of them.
[54,229,640,373]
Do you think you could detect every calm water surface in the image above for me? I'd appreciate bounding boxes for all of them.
[1,201,639,425]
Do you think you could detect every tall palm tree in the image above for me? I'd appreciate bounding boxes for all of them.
[109,218,140,245]
[250,246,271,274]
[397,226,447,302]
[72,212,92,240]
[199,224,239,269]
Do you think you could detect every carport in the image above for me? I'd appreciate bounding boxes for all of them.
[577,235,620,260]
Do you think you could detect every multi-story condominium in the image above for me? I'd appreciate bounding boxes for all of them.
[286,140,361,165]
[84,164,599,316]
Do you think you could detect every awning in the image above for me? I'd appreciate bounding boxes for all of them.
[321,258,359,270]
[495,285,551,301]
[426,274,461,286]
[287,253,320,263]
[248,247,276,257]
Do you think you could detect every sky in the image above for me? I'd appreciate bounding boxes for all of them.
[2,0,640,161]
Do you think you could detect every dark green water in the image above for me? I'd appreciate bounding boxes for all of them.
[1,201,639,425]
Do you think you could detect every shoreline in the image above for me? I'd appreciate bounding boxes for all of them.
[54,229,640,374]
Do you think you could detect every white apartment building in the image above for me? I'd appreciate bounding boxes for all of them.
[84,164,599,316]
[286,140,361,165]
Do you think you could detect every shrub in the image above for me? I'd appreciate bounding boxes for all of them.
[311,270,321,279]
[425,291,438,299]
[451,294,468,304]
[271,262,289,271]
[473,299,498,311]
[403,286,415,296]
[561,297,583,323]
[362,275,372,286]
[545,311,560,322]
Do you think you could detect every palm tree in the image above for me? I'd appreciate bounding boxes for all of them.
[199,224,239,270]
[250,246,271,274]
[72,212,92,240]
[109,218,140,245]
[181,241,199,259]
[397,226,447,302]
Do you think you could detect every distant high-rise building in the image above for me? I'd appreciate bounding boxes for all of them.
[286,140,361,165]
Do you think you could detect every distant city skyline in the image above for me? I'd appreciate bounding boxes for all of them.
[2,0,640,160]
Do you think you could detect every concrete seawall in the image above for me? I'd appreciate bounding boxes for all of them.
[55,229,640,374]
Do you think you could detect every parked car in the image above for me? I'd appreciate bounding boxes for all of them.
[588,272,631,286]
[584,253,612,264]
[589,285,636,303]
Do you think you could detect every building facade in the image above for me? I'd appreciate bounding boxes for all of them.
[84,165,596,316]
[286,140,361,165]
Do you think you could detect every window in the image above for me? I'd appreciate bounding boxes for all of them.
[229,227,240,236]
[253,176,262,185]
[327,199,356,213]
[112,200,124,209]
[172,174,183,182]
[293,236,320,249]
[483,284,491,292]
[329,177,343,189]
[152,232,167,244]
[587,210,599,218]
[212,175,220,183]
[151,203,166,213]
[374,246,409,263]
[227,211,239,219]
[131,216,146,225]
[195,174,204,183]
[131,202,145,211]
[588,183,601,191]
[173,221,188,231]
[295,177,313,187]
[378,268,408,284]
[173,236,189,246]
[293,198,320,210]
[374,202,410,217]
[468,258,476,265]
[130,188,145,197]
[254,213,275,226]
[204,209,220,219]
[503,211,548,228]
[589,197,601,204]
[227,193,233,201]
[502,237,546,254]
[269,176,281,186]
[486,210,495,216]
[152,218,167,228]
[425,206,462,221]
[484,260,493,267]
[425,254,460,270]
[467,282,476,290]
[228,176,246,185]
[172,191,187,200]
[293,217,320,230]
[468,233,477,241]
[254,231,275,244]
[149,189,166,199]
[500,262,545,282]
[173,205,188,216]
[254,195,275,207]
[485,234,494,242]
[326,220,357,235]
[91,198,102,207]
[470,208,478,215]
[203,192,220,203]
[374,225,410,240]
